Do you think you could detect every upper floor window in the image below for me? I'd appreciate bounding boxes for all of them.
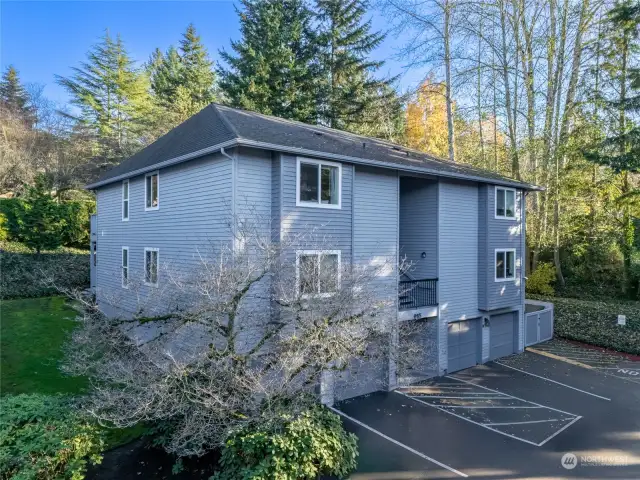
[144,248,159,286]
[122,247,129,288]
[495,187,515,219]
[495,248,515,281]
[145,171,159,210]
[297,158,341,209]
[122,180,129,220]
[296,250,341,297]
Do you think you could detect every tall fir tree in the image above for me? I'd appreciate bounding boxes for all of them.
[0,65,35,125]
[315,0,395,132]
[57,32,153,163]
[149,24,216,121]
[218,0,320,123]
[587,0,640,295]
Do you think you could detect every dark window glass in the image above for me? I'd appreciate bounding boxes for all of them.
[146,174,158,208]
[505,190,515,217]
[300,163,319,202]
[496,188,505,216]
[506,251,515,278]
[321,166,339,205]
[299,254,317,294]
[146,250,158,284]
[496,251,505,279]
[319,254,339,292]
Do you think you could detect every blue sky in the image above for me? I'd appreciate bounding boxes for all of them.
[1,0,423,107]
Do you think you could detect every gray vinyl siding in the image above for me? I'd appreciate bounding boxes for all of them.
[279,154,353,260]
[234,148,274,353]
[334,166,398,400]
[95,152,233,316]
[399,178,438,279]
[437,180,481,372]
[479,185,524,311]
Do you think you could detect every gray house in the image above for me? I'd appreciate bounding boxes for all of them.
[87,104,538,402]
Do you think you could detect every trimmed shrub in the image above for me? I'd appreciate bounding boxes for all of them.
[531,295,640,355]
[0,394,105,480]
[0,212,7,241]
[526,262,556,295]
[0,241,89,299]
[215,406,358,480]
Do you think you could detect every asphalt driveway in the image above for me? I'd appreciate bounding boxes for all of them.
[335,349,640,479]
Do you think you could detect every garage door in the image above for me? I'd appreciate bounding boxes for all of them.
[447,319,480,373]
[490,312,517,360]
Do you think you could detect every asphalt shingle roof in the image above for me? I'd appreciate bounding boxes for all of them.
[90,103,539,190]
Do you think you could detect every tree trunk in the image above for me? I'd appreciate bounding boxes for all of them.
[444,0,456,162]
[499,0,519,179]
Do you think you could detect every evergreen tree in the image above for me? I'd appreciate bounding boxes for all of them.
[57,32,153,163]
[586,0,640,295]
[149,24,216,121]
[218,0,320,123]
[0,65,35,125]
[315,0,394,131]
[19,176,65,255]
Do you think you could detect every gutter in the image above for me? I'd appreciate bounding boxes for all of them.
[85,138,543,191]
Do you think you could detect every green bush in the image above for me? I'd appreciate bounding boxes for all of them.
[0,198,26,242]
[0,194,94,250]
[526,262,556,295]
[0,242,89,299]
[59,201,95,249]
[531,295,640,355]
[0,212,7,241]
[215,406,358,480]
[0,394,105,480]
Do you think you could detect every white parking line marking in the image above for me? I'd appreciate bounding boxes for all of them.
[328,406,469,478]
[407,395,507,399]
[484,418,565,426]
[443,405,543,409]
[599,366,640,370]
[537,416,582,446]
[494,361,611,401]
[396,391,541,447]
[446,376,577,417]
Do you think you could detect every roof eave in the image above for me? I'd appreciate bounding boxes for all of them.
[238,139,541,191]
[85,137,541,191]
[84,139,239,190]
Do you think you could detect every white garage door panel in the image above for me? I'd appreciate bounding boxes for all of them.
[448,319,480,373]
[490,312,516,360]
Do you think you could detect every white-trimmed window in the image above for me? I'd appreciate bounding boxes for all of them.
[122,180,129,220]
[296,250,341,297]
[495,186,516,219]
[144,248,159,286]
[296,158,341,208]
[121,247,129,288]
[495,248,516,281]
[145,171,159,210]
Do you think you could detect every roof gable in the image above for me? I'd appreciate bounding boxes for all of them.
[89,103,539,190]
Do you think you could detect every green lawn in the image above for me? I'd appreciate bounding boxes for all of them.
[1,296,87,395]
[1,295,148,446]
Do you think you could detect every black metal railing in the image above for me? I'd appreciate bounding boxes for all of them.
[398,278,438,311]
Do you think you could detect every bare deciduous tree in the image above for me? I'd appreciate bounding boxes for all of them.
[61,210,427,457]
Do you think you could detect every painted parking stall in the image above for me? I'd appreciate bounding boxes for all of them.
[397,376,580,447]
[529,338,640,385]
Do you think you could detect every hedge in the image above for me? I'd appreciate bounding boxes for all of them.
[531,295,640,355]
[0,241,89,299]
